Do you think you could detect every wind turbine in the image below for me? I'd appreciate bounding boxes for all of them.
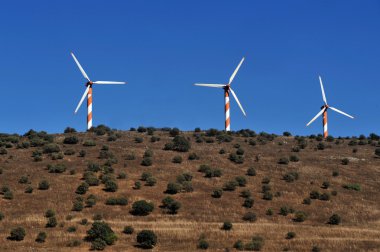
[194,57,246,131]
[71,52,127,130]
[306,75,354,138]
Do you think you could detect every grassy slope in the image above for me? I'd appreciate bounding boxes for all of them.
[0,130,379,251]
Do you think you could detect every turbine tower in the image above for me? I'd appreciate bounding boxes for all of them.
[306,76,354,138]
[194,57,246,131]
[71,52,127,130]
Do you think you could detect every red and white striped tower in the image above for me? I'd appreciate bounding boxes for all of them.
[87,84,93,130]
[306,76,354,136]
[225,87,231,131]
[322,107,328,138]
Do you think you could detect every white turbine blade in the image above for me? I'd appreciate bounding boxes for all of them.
[194,83,226,88]
[71,52,91,82]
[229,57,245,84]
[306,107,326,126]
[329,107,354,119]
[319,75,327,104]
[229,88,246,116]
[93,81,127,85]
[74,86,90,114]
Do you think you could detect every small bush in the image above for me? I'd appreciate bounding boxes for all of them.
[104,180,118,192]
[4,190,13,200]
[309,190,320,199]
[229,153,244,164]
[197,239,209,250]
[83,140,96,147]
[343,183,361,191]
[222,221,233,230]
[188,152,200,160]
[240,190,252,198]
[223,180,239,191]
[332,170,339,177]
[134,181,141,190]
[131,200,154,216]
[25,186,33,193]
[245,236,264,251]
[263,191,273,200]
[234,240,244,250]
[341,158,349,165]
[63,136,79,144]
[278,157,289,164]
[328,213,341,225]
[46,216,57,228]
[67,226,77,233]
[137,230,157,249]
[303,198,311,205]
[289,155,299,162]
[212,188,223,198]
[72,200,84,211]
[45,209,55,218]
[235,176,247,187]
[18,176,29,184]
[35,232,47,243]
[266,208,273,216]
[165,182,182,194]
[317,142,325,150]
[283,172,299,182]
[243,212,257,222]
[9,227,26,241]
[86,221,117,247]
[141,157,152,166]
[76,182,89,195]
[43,143,60,154]
[64,149,75,155]
[320,193,330,201]
[0,212,4,220]
[172,155,183,163]
[38,180,50,190]
[246,167,256,176]
[105,197,128,206]
[286,232,296,239]
[322,181,330,189]
[294,211,307,222]
[243,198,254,208]
[123,226,134,234]
[47,164,66,173]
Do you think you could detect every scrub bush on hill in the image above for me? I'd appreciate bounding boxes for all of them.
[64,127,76,133]
[136,230,157,249]
[131,200,154,216]
[63,136,79,144]
[85,221,117,249]
[47,164,66,173]
[8,227,26,241]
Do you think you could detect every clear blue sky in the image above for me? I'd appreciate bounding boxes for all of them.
[0,1,379,136]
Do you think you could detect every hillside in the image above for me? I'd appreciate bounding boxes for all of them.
[0,127,379,251]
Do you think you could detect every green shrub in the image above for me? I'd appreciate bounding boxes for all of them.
[76,182,89,195]
[319,192,330,201]
[229,153,244,164]
[317,142,325,150]
[63,136,79,144]
[219,148,226,154]
[309,190,320,199]
[72,200,84,211]
[245,236,264,251]
[137,230,157,249]
[223,180,239,191]
[247,167,256,176]
[0,148,7,155]
[294,211,307,222]
[79,150,86,157]
[0,212,4,220]
[322,181,330,189]
[104,180,118,192]
[131,200,154,216]
[303,198,311,205]
[45,209,55,218]
[266,208,273,216]
[286,232,296,239]
[141,157,152,166]
[188,152,199,160]
[262,184,271,192]
[46,216,57,228]
[240,190,252,198]
[25,186,33,193]
[43,143,60,154]
[35,232,47,243]
[283,171,299,182]
[243,198,254,208]
[328,214,341,225]
[278,157,289,164]
[38,180,50,190]
[169,127,180,137]
[312,246,321,252]
[235,176,247,187]
[117,172,127,179]
[4,190,13,200]
[123,226,134,234]
[134,181,141,190]
[67,226,77,233]
[343,183,361,191]
[67,239,82,247]
[83,140,96,147]
[146,177,157,186]
[165,182,182,194]
[332,170,339,177]
[341,158,349,165]
[64,127,77,133]
[289,155,299,162]
[242,212,257,222]
[64,149,75,155]
[172,135,191,152]
[222,221,233,230]
[212,188,223,198]
[86,221,117,247]
[197,239,209,250]
[18,176,29,184]
[86,194,97,208]
[9,227,26,241]
[172,155,183,163]
[204,168,222,178]
[234,240,244,250]
[105,197,128,206]
[47,164,66,173]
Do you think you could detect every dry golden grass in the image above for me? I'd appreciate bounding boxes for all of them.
[0,130,379,251]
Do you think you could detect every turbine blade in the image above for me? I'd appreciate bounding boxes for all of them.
[229,57,245,85]
[74,86,90,114]
[93,81,127,85]
[319,75,327,104]
[71,52,91,82]
[329,107,354,119]
[229,88,246,116]
[306,107,326,126]
[194,83,226,88]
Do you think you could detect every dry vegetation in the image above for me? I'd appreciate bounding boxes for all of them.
[0,126,379,251]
